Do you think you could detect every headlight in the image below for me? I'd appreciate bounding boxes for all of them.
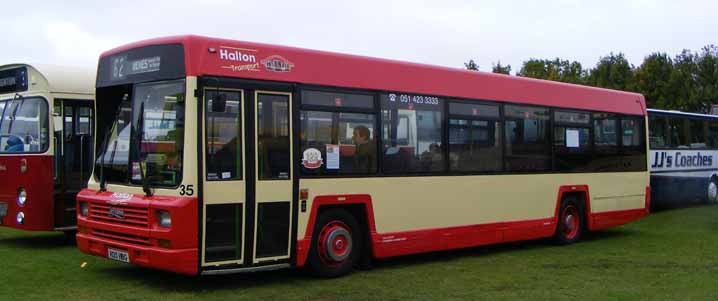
[16,212,24,224]
[79,202,88,216]
[17,188,27,207]
[157,210,171,228]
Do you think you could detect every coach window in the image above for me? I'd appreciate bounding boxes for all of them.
[553,110,591,172]
[593,113,621,171]
[381,93,444,173]
[299,90,376,176]
[621,116,647,171]
[648,115,668,148]
[708,120,718,148]
[448,101,502,172]
[668,117,688,148]
[688,118,706,148]
[504,105,550,171]
[205,90,242,180]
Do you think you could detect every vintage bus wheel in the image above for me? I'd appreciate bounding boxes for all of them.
[307,209,362,277]
[707,179,718,204]
[553,198,584,244]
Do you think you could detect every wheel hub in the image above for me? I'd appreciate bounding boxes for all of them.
[317,221,353,266]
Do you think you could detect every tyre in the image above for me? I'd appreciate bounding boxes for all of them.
[553,197,585,245]
[707,178,718,204]
[306,208,362,278]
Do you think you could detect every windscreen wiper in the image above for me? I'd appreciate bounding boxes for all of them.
[99,96,128,192]
[135,101,153,197]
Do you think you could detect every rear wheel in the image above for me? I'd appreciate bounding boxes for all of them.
[707,178,718,204]
[553,198,584,244]
[306,208,362,278]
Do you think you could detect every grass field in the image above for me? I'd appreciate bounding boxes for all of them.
[1,206,717,301]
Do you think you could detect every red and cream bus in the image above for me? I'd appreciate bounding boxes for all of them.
[0,63,94,233]
[77,36,650,277]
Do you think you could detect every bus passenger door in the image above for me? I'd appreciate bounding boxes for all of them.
[54,100,93,228]
[200,88,247,267]
[249,91,293,265]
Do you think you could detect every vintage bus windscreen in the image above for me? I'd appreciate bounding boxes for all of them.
[0,97,49,153]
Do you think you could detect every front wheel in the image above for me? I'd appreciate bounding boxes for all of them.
[553,198,585,245]
[306,209,362,278]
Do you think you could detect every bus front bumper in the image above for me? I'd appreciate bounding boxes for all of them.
[77,232,198,275]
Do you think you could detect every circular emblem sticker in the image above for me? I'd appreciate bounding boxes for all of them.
[301,148,323,169]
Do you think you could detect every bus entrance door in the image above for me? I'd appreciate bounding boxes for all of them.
[201,87,293,269]
[54,100,93,229]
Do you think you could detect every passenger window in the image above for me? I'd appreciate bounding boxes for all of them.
[621,116,647,171]
[708,121,718,148]
[448,102,502,172]
[688,119,706,148]
[381,93,444,173]
[668,117,688,148]
[648,115,668,148]
[205,90,242,181]
[300,111,376,175]
[77,106,93,135]
[593,113,621,171]
[504,105,550,171]
[553,110,591,172]
[299,90,376,176]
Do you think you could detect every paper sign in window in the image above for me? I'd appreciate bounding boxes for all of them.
[326,144,340,169]
[566,129,580,148]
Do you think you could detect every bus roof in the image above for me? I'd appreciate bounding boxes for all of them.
[0,63,95,96]
[100,35,646,115]
[647,108,718,119]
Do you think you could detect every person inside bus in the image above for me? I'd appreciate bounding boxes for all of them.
[4,135,24,152]
[352,125,376,173]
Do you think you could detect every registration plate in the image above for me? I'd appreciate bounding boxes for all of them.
[108,248,130,263]
[0,202,7,218]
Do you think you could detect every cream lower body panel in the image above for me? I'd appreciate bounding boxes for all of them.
[297,172,648,236]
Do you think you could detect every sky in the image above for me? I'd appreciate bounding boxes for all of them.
[3,0,717,74]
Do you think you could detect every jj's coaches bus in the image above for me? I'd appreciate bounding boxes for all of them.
[648,109,718,207]
[77,36,650,277]
[0,63,94,232]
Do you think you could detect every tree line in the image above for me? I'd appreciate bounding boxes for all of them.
[465,45,718,113]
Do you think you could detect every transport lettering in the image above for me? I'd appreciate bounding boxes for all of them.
[651,151,714,168]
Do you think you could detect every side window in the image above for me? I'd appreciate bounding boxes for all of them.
[299,90,376,176]
[668,117,688,148]
[205,90,242,181]
[553,110,591,172]
[708,120,718,148]
[648,115,667,148]
[688,118,706,148]
[448,101,502,172]
[504,105,550,171]
[381,93,444,173]
[593,113,621,171]
[64,105,73,140]
[621,116,647,171]
[77,106,93,136]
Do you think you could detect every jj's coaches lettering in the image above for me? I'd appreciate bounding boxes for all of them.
[651,151,714,169]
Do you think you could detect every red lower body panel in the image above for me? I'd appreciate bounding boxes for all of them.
[297,207,646,267]
[77,233,197,275]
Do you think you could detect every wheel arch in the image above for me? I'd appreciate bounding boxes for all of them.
[554,185,593,231]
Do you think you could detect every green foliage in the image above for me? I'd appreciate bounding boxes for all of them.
[464,59,479,71]
[517,58,586,84]
[492,61,511,75]
[472,45,718,112]
[587,53,636,91]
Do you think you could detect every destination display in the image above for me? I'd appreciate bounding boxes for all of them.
[97,44,185,87]
[0,67,28,94]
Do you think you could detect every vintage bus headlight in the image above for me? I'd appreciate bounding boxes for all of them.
[79,202,88,216]
[16,212,24,224]
[17,188,27,207]
[157,210,171,228]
